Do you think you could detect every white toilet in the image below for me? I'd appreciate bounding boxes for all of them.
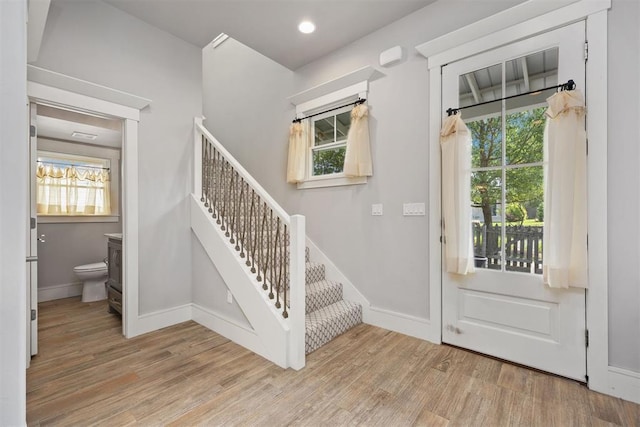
[74,262,108,302]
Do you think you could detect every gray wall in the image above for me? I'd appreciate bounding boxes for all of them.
[202,0,640,372]
[0,0,28,422]
[35,0,202,313]
[607,0,640,372]
[38,222,122,288]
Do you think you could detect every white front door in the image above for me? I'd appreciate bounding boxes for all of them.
[441,22,587,381]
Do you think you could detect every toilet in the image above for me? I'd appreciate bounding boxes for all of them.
[74,262,108,302]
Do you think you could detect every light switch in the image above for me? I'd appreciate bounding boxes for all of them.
[372,204,383,216]
[403,203,426,216]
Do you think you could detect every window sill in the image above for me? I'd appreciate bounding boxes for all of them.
[297,175,367,190]
[38,215,120,224]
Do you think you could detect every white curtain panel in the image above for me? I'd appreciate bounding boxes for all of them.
[287,121,309,184]
[543,90,588,288]
[440,114,475,275]
[36,164,110,215]
[344,104,372,177]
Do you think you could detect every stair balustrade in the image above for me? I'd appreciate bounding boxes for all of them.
[193,118,305,369]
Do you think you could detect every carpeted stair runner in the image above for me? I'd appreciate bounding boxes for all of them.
[303,247,362,354]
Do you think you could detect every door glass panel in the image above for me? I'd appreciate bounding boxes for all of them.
[505,166,544,273]
[472,170,502,269]
[462,48,558,274]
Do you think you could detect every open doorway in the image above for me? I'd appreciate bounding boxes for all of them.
[28,102,125,359]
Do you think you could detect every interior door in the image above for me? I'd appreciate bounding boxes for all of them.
[27,102,39,362]
[441,22,587,381]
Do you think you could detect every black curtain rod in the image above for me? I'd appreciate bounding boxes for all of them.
[37,160,110,171]
[293,98,366,123]
[446,79,576,117]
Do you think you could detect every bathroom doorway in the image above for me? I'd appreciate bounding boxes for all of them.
[28,101,125,357]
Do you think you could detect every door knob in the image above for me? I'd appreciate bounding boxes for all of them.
[38,234,46,243]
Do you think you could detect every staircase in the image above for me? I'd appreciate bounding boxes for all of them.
[303,247,362,354]
[191,118,361,368]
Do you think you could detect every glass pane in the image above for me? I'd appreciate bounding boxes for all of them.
[314,117,335,146]
[312,146,345,176]
[504,47,558,165]
[459,63,503,168]
[471,170,502,270]
[505,166,544,274]
[335,110,351,142]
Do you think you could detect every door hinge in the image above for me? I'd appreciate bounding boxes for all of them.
[30,217,36,230]
[584,41,589,61]
[585,329,589,347]
[30,125,36,137]
[31,309,37,321]
[586,138,588,156]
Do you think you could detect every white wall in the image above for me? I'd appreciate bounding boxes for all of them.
[34,0,202,314]
[202,0,640,374]
[0,0,28,424]
[607,0,640,372]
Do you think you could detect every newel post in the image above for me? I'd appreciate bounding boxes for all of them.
[289,214,306,370]
[193,117,203,197]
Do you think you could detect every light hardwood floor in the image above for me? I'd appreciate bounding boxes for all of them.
[27,297,639,426]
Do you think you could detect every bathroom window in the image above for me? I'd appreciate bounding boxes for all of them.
[36,151,112,217]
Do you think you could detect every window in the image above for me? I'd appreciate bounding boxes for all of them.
[311,106,352,177]
[37,151,111,216]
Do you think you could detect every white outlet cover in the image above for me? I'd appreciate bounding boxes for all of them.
[372,203,383,216]
[227,290,233,304]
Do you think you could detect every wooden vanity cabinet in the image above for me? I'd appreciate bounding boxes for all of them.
[107,237,123,315]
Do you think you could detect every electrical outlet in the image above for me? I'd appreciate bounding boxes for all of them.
[372,204,383,216]
[227,290,233,304]
[403,203,426,216]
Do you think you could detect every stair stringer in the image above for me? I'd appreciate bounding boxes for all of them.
[191,195,290,368]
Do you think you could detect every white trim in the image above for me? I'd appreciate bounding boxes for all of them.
[28,66,151,111]
[295,81,368,117]
[37,216,119,224]
[28,74,144,341]
[306,237,437,343]
[428,66,443,345]
[417,0,610,70]
[584,9,610,395]
[122,119,139,338]
[38,282,82,302]
[289,215,306,370]
[297,175,367,190]
[288,66,375,106]
[420,0,610,394]
[605,367,640,404]
[191,304,269,361]
[132,304,192,336]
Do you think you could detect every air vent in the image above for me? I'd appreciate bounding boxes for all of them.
[71,131,98,141]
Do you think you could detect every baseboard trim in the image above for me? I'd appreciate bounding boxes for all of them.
[38,282,83,302]
[129,303,192,337]
[367,306,437,343]
[192,303,270,362]
[603,366,640,404]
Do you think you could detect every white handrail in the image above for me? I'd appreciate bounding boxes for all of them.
[195,119,290,224]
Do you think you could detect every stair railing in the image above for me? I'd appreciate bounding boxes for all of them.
[193,118,305,369]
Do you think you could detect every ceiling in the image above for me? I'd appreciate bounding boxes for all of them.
[37,104,122,148]
[103,0,436,70]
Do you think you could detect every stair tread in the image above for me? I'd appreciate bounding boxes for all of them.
[305,300,362,354]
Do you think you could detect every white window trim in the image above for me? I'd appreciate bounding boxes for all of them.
[417,0,620,401]
[293,80,369,189]
[36,138,121,223]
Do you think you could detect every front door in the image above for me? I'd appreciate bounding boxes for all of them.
[441,22,587,381]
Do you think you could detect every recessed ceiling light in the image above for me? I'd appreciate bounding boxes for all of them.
[298,21,315,34]
[71,131,98,141]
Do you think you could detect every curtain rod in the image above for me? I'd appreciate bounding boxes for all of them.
[37,160,110,171]
[293,98,366,123]
[446,79,575,117]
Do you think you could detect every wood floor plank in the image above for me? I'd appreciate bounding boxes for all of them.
[27,297,640,426]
